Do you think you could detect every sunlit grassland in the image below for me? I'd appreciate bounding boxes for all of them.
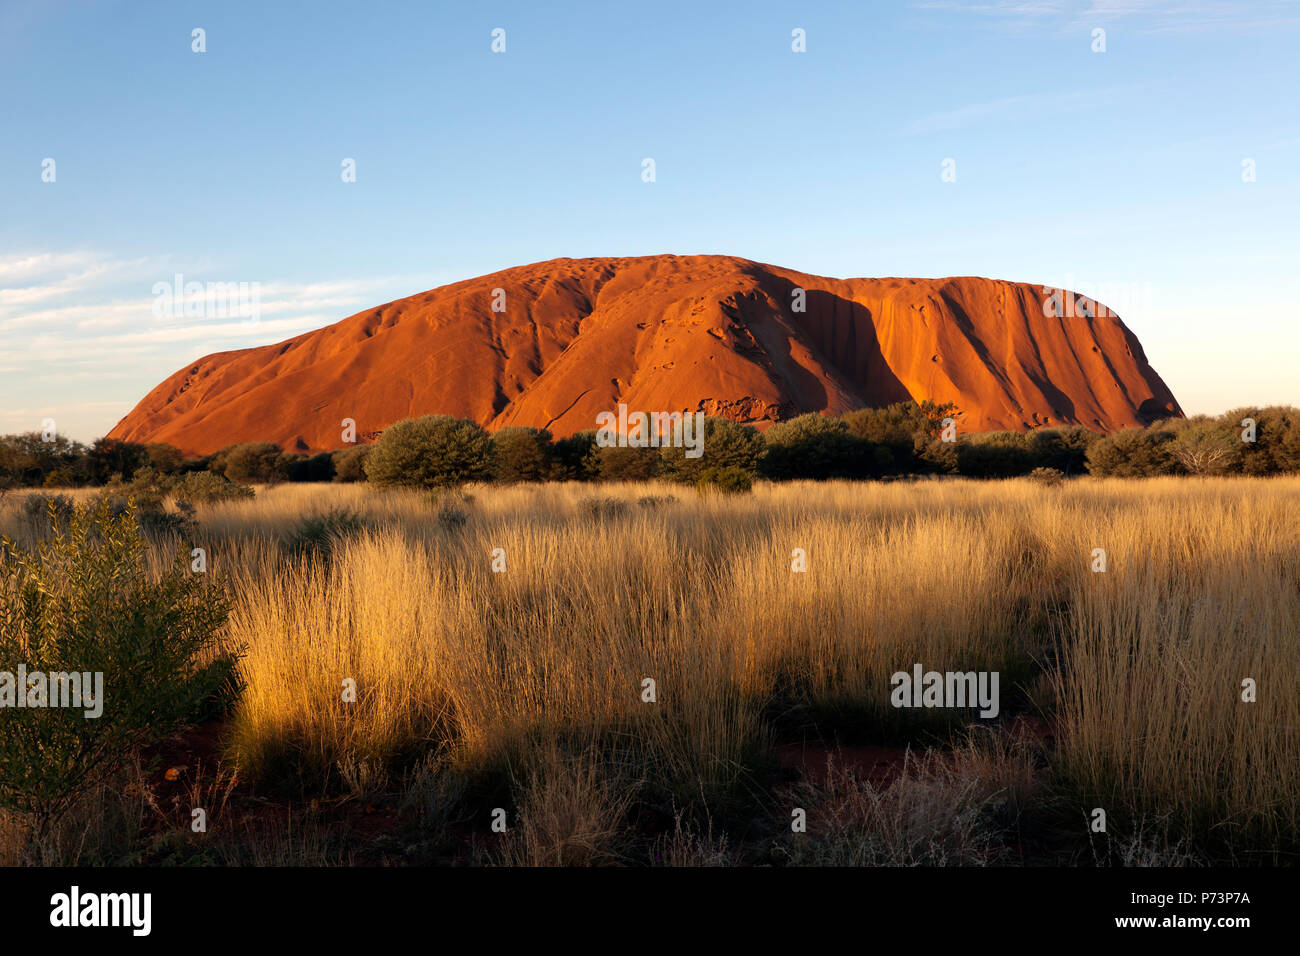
[3,476,1296,864]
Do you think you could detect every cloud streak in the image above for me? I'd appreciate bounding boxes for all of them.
[0,249,431,439]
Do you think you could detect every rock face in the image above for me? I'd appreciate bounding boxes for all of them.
[108,255,1182,454]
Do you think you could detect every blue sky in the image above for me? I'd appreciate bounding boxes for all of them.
[2,0,1298,442]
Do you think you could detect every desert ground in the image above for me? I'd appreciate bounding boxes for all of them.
[2,475,1297,866]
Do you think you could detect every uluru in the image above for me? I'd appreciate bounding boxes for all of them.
[108,255,1182,455]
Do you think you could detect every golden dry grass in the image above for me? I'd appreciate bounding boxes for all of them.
[3,475,1296,863]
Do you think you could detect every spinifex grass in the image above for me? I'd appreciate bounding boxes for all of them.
[1,476,1294,863]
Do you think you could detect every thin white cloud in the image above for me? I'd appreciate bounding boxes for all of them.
[908,0,1300,33]
[0,249,453,440]
[901,87,1124,134]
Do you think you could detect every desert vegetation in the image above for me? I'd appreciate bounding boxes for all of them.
[5,404,1299,499]
[1,474,1296,866]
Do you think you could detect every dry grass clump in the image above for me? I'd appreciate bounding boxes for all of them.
[771,726,1048,866]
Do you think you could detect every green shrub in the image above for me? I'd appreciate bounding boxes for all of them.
[424,489,474,529]
[637,494,677,510]
[171,470,255,505]
[0,498,238,838]
[278,451,336,483]
[109,466,170,510]
[212,442,284,484]
[915,436,958,475]
[840,400,957,475]
[364,416,494,488]
[1028,466,1065,487]
[491,427,553,483]
[1025,427,1095,475]
[144,443,186,475]
[285,508,367,560]
[1086,428,1181,477]
[550,431,598,481]
[331,445,372,483]
[956,434,1034,478]
[761,414,863,480]
[1218,406,1300,475]
[696,466,753,494]
[1167,419,1237,476]
[87,438,149,485]
[659,417,764,483]
[585,445,660,481]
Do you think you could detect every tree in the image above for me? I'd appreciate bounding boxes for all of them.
[1025,426,1095,475]
[585,445,660,481]
[659,416,765,483]
[760,413,864,480]
[0,433,88,487]
[212,442,284,484]
[1085,427,1181,477]
[1168,419,1236,476]
[363,415,494,488]
[550,431,598,481]
[491,427,553,483]
[331,445,372,483]
[956,433,1034,478]
[87,438,149,484]
[278,451,335,482]
[144,443,186,475]
[1218,406,1300,475]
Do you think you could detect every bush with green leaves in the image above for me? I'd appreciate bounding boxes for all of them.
[956,433,1034,479]
[285,508,367,560]
[1167,418,1237,476]
[86,438,149,485]
[0,498,239,838]
[110,467,253,510]
[1025,426,1095,475]
[761,413,864,480]
[364,415,494,488]
[696,466,753,494]
[585,444,660,481]
[658,416,764,483]
[211,441,284,484]
[278,451,336,483]
[550,430,598,481]
[144,442,186,475]
[637,494,677,510]
[1085,427,1181,477]
[170,469,255,505]
[331,445,372,482]
[491,427,553,483]
[1217,406,1300,475]
[840,400,957,475]
[579,496,629,520]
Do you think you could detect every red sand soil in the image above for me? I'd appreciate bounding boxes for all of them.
[139,719,413,864]
[108,254,1182,455]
